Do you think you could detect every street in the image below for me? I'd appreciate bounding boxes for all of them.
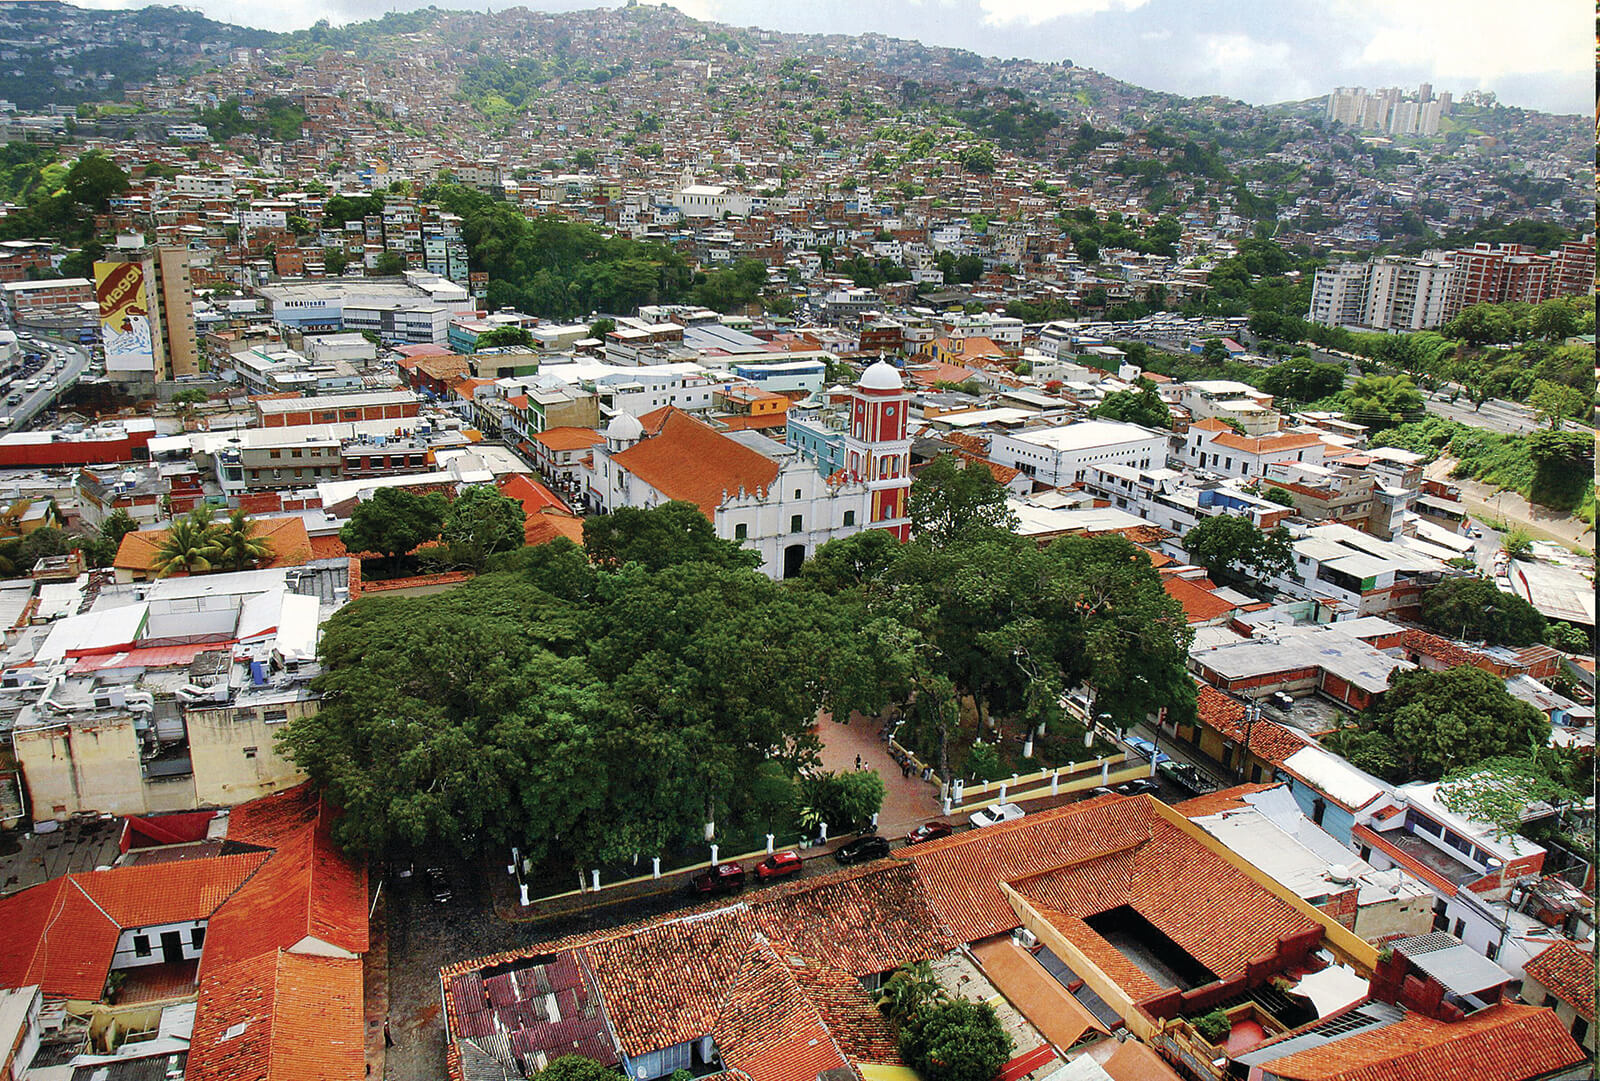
[5,333,91,430]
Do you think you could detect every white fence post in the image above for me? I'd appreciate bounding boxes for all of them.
[766,833,775,854]
[652,857,661,879]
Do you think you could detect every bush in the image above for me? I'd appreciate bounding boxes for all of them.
[1194,1008,1231,1044]
[899,1000,1013,1081]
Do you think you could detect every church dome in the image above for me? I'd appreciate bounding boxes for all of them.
[858,360,904,392]
[605,412,644,441]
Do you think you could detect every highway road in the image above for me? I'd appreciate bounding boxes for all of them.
[4,332,91,430]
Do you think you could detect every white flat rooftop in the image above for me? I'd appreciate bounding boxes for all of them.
[1002,419,1161,450]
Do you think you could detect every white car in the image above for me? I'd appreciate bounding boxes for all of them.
[969,803,1026,829]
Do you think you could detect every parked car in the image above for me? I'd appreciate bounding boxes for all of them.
[1115,779,1159,797]
[424,865,452,903]
[1125,736,1171,765]
[969,803,1026,829]
[1158,760,1218,796]
[754,851,803,880]
[906,821,955,846]
[689,862,746,895]
[1270,691,1294,711]
[834,834,892,865]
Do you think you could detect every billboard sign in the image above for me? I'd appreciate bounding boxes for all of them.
[94,261,155,372]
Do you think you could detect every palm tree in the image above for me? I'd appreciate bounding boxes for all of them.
[150,509,221,577]
[212,509,272,571]
[875,961,946,1029]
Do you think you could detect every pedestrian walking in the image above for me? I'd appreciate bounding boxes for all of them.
[854,754,863,770]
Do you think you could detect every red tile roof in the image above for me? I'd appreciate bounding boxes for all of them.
[497,472,570,515]
[115,516,315,576]
[202,798,367,977]
[714,945,852,1081]
[534,426,604,451]
[1210,431,1324,456]
[1255,1002,1585,1081]
[1523,940,1596,1022]
[1401,628,1476,668]
[611,408,780,518]
[1194,682,1307,767]
[187,950,365,1081]
[0,851,268,1000]
[1170,783,1283,818]
[1164,576,1239,623]
[899,796,1319,992]
[442,861,949,1072]
[225,780,323,848]
[895,797,1157,943]
[585,907,760,1054]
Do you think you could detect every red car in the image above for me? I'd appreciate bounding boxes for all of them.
[755,851,803,880]
[906,821,954,845]
[689,862,746,895]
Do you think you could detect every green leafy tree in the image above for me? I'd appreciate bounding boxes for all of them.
[1327,665,1550,783]
[1199,338,1229,364]
[475,325,534,350]
[798,769,885,834]
[14,526,69,571]
[583,501,759,572]
[1420,576,1545,645]
[99,508,138,552]
[62,151,129,213]
[908,454,1016,547]
[1261,356,1346,404]
[1445,303,1517,345]
[371,250,406,276]
[212,509,273,571]
[1262,486,1297,507]
[443,484,526,568]
[339,487,447,564]
[1501,528,1534,560]
[151,510,220,577]
[1527,298,1581,342]
[899,1000,1013,1081]
[538,1057,624,1081]
[1543,622,1589,653]
[1343,374,1423,432]
[1181,515,1292,586]
[1089,378,1171,429]
[322,247,350,275]
[588,318,616,339]
[1527,379,1584,429]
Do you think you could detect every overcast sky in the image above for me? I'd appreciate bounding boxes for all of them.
[75,0,1593,114]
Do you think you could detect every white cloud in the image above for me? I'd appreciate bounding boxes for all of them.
[975,0,1150,28]
[1337,0,1589,84]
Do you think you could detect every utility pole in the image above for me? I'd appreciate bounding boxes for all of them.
[1239,701,1260,781]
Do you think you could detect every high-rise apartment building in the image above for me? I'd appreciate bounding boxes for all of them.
[94,236,199,391]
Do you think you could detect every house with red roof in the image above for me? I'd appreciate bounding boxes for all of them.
[1520,940,1596,1053]
[441,862,951,1081]
[1183,418,1328,481]
[0,782,366,1078]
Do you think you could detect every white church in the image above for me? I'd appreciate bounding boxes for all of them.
[591,361,913,578]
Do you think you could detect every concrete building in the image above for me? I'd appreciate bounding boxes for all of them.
[94,240,200,387]
[10,567,335,820]
[0,277,94,313]
[1184,419,1326,480]
[989,420,1168,487]
[1308,256,1453,331]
